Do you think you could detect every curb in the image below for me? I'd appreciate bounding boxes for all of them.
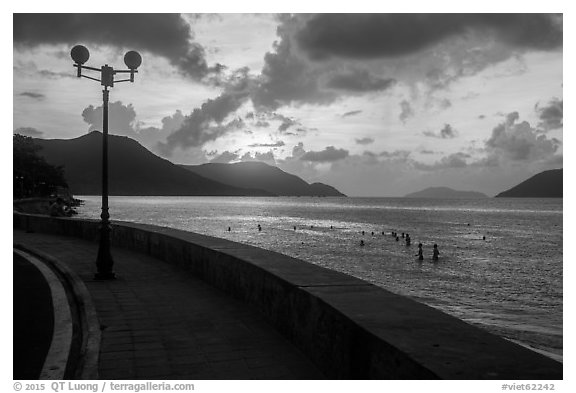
[14,249,72,380]
[14,244,101,380]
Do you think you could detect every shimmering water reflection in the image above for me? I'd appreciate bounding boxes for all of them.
[78,196,563,361]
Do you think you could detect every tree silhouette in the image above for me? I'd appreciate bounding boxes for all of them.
[13,134,68,198]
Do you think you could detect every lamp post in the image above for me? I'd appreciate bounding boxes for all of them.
[71,45,142,280]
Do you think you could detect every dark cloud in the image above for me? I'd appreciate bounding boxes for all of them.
[342,110,362,118]
[251,19,338,109]
[423,124,458,139]
[399,100,414,123]
[249,141,285,148]
[245,111,299,132]
[326,70,396,92]
[13,13,220,79]
[420,149,436,154]
[295,14,562,60]
[19,92,45,100]
[355,137,374,145]
[211,150,239,163]
[536,98,563,131]
[158,110,186,134]
[252,14,561,110]
[158,92,250,155]
[14,127,43,137]
[277,116,298,132]
[485,111,561,161]
[440,124,458,139]
[249,14,562,114]
[300,146,349,162]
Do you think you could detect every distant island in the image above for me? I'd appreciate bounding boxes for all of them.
[404,187,488,199]
[33,131,345,197]
[495,169,562,198]
[181,162,345,197]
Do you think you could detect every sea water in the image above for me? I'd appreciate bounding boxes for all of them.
[77,196,563,361]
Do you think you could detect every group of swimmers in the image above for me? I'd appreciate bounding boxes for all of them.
[416,243,440,261]
[390,231,412,245]
[243,223,441,261]
[371,230,440,261]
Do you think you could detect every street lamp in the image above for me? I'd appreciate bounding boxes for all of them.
[71,45,142,280]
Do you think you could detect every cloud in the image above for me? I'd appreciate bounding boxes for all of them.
[300,146,349,162]
[342,110,362,118]
[158,91,250,155]
[81,101,182,151]
[414,152,470,171]
[38,69,75,79]
[210,150,239,163]
[13,13,221,80]
[437,98,452,110]
[291,142,306,158]
[536,97,563,131]
[294,14,562,60]
[251,28,337,109]
[19,91,45,100]
[379,150,411,160]
[355,137,374,145]
[399,100,414,123]
[14,127,43,137]
[423,124,458,139]
[326,70,396,92]
[137,110,186,150]
[251,14,561,111]
[485,111,561,162]
[158,110,186,134]
[254,120,270,128]
[83,101,138,136]
[274,114,298,132]
[240,151,277,166]
[249,141,285,148]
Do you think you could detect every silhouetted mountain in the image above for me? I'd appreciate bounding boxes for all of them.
[404,187,488,199]
[495,169,562,198]
[34,132,272,196]
[181,161,346,197]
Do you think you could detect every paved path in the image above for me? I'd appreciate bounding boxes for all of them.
[14,230,324,380]
[13,252,54,379]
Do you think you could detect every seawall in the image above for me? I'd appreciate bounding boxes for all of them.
[13,198,52,215]
[13,212,562,379]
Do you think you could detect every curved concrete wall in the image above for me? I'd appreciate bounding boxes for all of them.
[14,213,562,379]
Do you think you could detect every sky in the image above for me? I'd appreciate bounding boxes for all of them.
[12,11,564,197]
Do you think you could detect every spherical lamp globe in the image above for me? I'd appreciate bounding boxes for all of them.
[71,45,90,65]
[124,51,142,70]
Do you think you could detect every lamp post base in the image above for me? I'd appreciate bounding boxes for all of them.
[94,271,116,280]
[95,220,115,280]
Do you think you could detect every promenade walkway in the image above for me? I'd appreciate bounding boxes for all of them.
[14,229,324,380]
